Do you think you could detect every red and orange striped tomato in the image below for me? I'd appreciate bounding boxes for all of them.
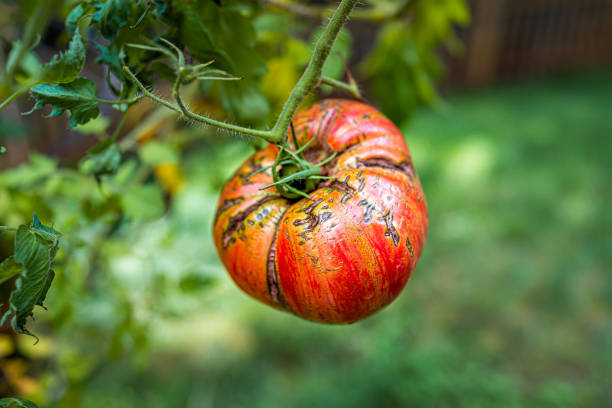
[213,100,428,324]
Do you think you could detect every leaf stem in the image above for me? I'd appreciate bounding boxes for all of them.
[0,226,18,232]
[94,96,142,105]
[123,66,277,142]
[0,83,34,111]
[320,76,361,99]
[111,110,129,142]
[122,0,358,146]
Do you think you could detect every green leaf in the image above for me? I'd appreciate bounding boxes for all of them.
[80,139,122,178]
[65,4,95,35]
[0,398,39,408]
[218,81,270,124]
[39,30,85,84]
[6,40,42,81]
[27,78,100,129]
[0,154,56,188]
[65,5,85,34]
[93,0,134,40]
[1,215,61,342]
[73,115,110,135]
[94,43,123,76]
[121,184,165,221]
[139,141,179,165]
[0,257,22,285]
[0,146,5,154]
[176,0,268,122]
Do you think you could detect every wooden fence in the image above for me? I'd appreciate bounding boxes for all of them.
[447,0,612,86]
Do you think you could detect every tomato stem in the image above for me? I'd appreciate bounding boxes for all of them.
[122,0,359,146]
[320,76,361,99]
[270,0,359,142]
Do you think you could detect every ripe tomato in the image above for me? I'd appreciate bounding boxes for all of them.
[213,100,428,323]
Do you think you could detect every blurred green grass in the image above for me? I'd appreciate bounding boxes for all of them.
[16,68,612,407]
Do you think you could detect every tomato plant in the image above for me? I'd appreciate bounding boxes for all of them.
[214,99,428,323]
[0,0,470,404]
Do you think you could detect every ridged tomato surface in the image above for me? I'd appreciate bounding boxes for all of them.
[213,99,428,323]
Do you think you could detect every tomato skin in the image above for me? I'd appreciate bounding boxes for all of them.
[213,99,428,323]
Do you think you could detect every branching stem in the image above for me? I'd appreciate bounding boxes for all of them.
[320,76,361,99]
[123,0,358,145]
[123,66,277,143]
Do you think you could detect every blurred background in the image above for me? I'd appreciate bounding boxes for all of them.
[1,0,611,406]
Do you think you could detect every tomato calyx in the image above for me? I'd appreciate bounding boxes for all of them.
[252,123,337,200]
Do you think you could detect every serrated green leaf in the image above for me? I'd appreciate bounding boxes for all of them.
[93,0,134,40]
[1,216,61,341]
[94,43,123,75]
[94,43,125,95]
[40,30,85,84]
[27,78,100,129]
[139,141,179,165]
[121,184,165,221]
[31,213,61,242]
[0,257,22,285]
[66,5,85,34]
[0,397,39,408]
[0,146,6,154]
[66,4,95,35]
[80,139,121,178]
[175,0,268,122]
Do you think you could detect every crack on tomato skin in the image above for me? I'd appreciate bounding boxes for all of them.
[215,196,245,223]
[319,212,332,222]
[406,236,414,258]
[356,157,415,187]
[293,198,325,241]
[381,210,400,246]
[356,171,366,192]
[324,175,355,203]
[373,174,380,188]
[363,203,376,223]
[222,195,281,249]
[266,207,290,306]
[299,253,320,268]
